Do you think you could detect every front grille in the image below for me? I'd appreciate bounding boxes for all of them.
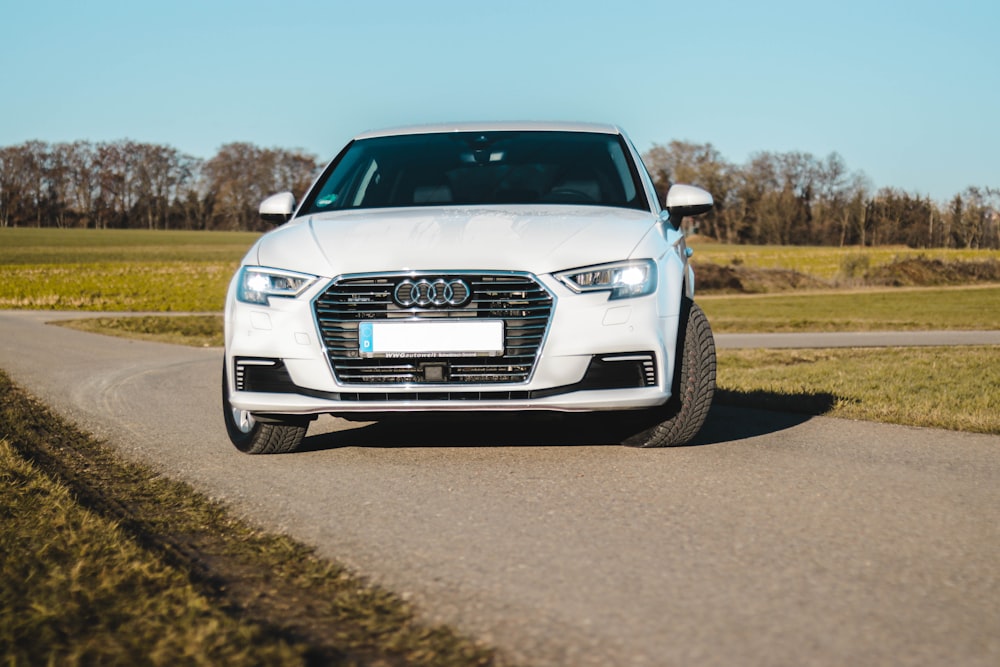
[314,273,554,385]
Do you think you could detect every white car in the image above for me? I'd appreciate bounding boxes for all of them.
[223,122,716,453]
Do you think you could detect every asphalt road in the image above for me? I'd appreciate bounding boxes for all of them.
[1,311,998,666]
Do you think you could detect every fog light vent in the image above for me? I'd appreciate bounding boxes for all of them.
[234,358,296,393]
[580,352,657,390]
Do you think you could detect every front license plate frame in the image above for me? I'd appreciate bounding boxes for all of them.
[359,320,504,358]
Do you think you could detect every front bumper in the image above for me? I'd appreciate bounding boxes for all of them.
[225,272,682,416]
[229,385,672,415]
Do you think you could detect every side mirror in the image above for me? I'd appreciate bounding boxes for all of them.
[664,184,713,229]
[259,192,296,225]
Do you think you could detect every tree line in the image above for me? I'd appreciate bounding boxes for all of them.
[0,140,318,232]
[1,138,998,248]
[644,141,1000,248]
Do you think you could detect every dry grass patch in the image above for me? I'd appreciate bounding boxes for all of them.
[0,371,502,666]
[55,315,224,347]
[0,438,304,665]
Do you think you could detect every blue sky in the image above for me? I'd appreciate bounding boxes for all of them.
[2,0,997,201]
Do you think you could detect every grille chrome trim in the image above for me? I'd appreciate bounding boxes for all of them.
[313,272,555,386]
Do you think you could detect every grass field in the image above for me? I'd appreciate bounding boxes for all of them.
[4,228,1000,324]
[0,262,236,311]
[0,228,259,264]
[0,228,256,311]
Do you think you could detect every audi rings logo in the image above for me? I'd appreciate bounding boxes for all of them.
[393,278,471,308]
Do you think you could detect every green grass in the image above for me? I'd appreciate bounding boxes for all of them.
[717,346,1000,434]
[0,228,256,311]
[0,228,259,264]
[0,262,235,311]
[700,285,1000,333]
[0,370,500,666]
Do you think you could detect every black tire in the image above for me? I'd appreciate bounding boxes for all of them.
[622,298,716,448]
[222,365,307,454]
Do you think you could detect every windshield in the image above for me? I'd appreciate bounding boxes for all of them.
[301,131,648,214]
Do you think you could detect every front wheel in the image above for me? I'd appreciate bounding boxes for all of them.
[222,364,307,454]
[622,298,716,448]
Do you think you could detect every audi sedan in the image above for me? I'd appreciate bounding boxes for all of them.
[223,122,715,453]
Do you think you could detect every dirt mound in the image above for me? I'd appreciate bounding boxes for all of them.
[694,262,830,294]
[865,256,1000,287]
[695,255,1000,293]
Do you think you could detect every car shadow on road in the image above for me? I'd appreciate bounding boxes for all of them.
[691,389,838,445]
[295,390,837,451]
[298,413,618,450]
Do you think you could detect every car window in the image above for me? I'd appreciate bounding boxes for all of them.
[301,131,649,214]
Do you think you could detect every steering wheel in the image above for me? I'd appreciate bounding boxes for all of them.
[544,187,597,203]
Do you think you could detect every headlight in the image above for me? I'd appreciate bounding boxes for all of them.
[557,259,657,300]
[236,267,317,305]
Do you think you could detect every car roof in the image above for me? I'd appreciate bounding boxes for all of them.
[354,121,624,140]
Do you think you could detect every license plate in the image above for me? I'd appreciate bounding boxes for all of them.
[359,320,504,357]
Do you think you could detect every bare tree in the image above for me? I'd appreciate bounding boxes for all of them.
[643,141,736,239]
[204,143,318,231]
[0,146,17,227]
[62,141,99,228]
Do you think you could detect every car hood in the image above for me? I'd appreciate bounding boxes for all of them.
[252,205,660,277]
